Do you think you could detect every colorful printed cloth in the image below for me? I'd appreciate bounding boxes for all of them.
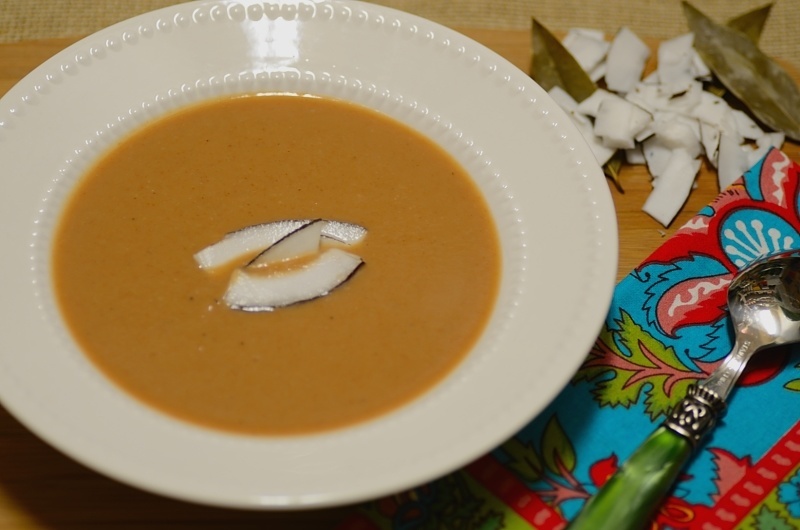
[337,148,800,530]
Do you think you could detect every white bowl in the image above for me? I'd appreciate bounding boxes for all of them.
[0,0,617,509]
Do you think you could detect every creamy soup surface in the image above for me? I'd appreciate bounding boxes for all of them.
[52,95,501,435]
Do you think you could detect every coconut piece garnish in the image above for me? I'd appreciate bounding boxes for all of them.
[321,220,368,245]
[657,33,694,85]
[248,219,324,267]
[718,132,753,190]
[549,86,616,166]
[195,218,368,311]
[194,219,310,270]
[562,28,609,82]
[604,27,650,94]
[223,248,363,311]
[194,219,367,270]
[642,149,702,226]
[593,96,652,149]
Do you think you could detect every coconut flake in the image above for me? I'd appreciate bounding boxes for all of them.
[194,219,311,270]
[657,33,696,87]
[548,85,580,112]
[593,97,652,149]
[625,145,646,165]
[549,87,617,166]
[700,121,721,166]
[642,136,675,178]
[248,219,324,267]
[649,112,702,157]
[625,80,703,116]
[642,149,702,226]
[604,27,650,94]
[194,219,367,270]
[759,131,786,150]
[731,109,764,141]
[718,133,752,189]
[322,221,368,245]
[691,92,741,138]
[691,49,711,80]
[571,115,617,166]
[563,28,609,74]
[575,88,615,117]
[224,248,363,311]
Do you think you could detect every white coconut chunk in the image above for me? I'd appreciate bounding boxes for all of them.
[194,219,311,270]
[649,113,702,157]
[640,70,660,85]
[566,112,616,166]
[747,143,772,168]
[605,27,651,94]
[224,248,363,311]
[248,219,324,267]
[322,220,368,245]
[700,121,721,167]
[657,33,696,87]
[731,109,764,140]
[690,92,741,139]
[626,145,646,165]
[563,28,609,74]
[576,88,616,117]
[195,219,367,270]
[642,149,702,226]
[758,131,785,150]
[548,85,580,113]
[691,49,711,79]
[662,81,703,114]
[745,134,784,170]
[642,136,675,178]
[594,96,652,149]
[625,81,702,116]
[625,84,662,114]
[635,122,656,143]
[549,86,595,133]
[589,62,607,83]
[567,27,606,41]
[718,132,752,189]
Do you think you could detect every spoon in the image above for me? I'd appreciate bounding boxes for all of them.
[567,250,800,530]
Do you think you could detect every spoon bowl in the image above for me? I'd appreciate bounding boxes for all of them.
[699,251,800,406]
[568,251,800,530]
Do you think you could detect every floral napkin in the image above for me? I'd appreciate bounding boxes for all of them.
[337,147,800,530]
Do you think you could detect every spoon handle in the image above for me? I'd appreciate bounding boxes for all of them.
[566,385,725,530]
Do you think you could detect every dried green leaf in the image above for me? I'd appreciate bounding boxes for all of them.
[603,151,624,192]
[726,3,772,43]
[530,18,596,102]
[702,5,772,98]
[684,2,800,141]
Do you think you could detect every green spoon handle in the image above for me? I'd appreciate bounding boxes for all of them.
[565,426,692,529]
[567,385,726,530]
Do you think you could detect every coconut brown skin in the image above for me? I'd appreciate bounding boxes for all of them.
[52,94,501,435]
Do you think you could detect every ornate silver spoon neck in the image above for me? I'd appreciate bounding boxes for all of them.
[699,335,756,402]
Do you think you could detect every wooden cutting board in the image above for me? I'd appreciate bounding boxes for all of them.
[0,28,798,529]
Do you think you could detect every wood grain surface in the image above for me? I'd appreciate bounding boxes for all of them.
[0,28,798,529]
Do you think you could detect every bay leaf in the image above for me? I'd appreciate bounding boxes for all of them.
[530,18,596,102]
[726,3,772,43]
[684,1,800,141]
[704,4,772,99]
[603,150,625,192]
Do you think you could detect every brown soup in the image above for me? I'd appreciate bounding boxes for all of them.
[52,94,501,435]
